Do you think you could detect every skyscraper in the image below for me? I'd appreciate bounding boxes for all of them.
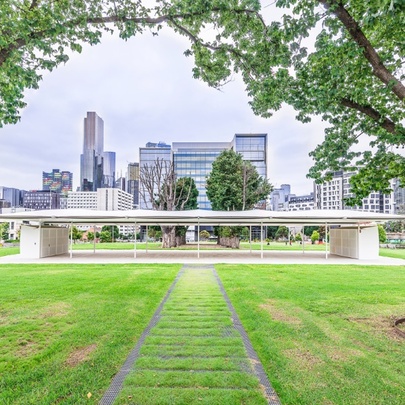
[102,151,116,188]
[42,169,73,195]
[126,162,140,208]
[80,112,104,191]
[139,142,171,209]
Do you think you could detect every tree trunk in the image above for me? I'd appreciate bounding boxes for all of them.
[218,236,240,249]
[161,226,176,248]
[175,234,186,246]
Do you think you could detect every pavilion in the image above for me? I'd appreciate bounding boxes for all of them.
[1,208,404,261]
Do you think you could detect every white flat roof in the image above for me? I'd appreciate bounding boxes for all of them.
[1,209,404,226]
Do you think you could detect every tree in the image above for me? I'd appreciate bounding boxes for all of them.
[311,230,320,245]
[87,231,94,242]
[0,1,266,127]
[275,226,288,241]
[3,1,404,201]
[295,232,302,242]
[99,230,111,243]
[0,222,9,241]
[378,224,387,244]
[102,225,119,241]
[70,226,83,244]
[206,150,272,211]
[206,149,272,247]
[199,230,210,241]
[140,158,198,248]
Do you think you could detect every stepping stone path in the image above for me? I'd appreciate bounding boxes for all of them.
[101,264,280,405]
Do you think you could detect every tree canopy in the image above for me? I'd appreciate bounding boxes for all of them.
[206,149,272,210]
[1,1,404,201]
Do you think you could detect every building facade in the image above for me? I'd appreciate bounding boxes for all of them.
[23,190,60,210]
[139,142,172,209]
[126,162,140,208]
[80,112,116,191]
[170,134,268,210]
[288,193,315,211]
[42,169,73,195]
[65,188,133,211]
[0,186,25,208]
[269,184,291,211]
[172,141,230,210]
[314,171,395,214]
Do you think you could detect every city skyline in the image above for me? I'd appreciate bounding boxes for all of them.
[0,27,326,195]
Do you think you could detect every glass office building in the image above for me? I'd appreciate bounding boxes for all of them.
[102,152,116,188]
[80,112,105,191]
[233,133,267,177]
[172,142,230,210]
[139,135,268,210]
[139,143,172,209]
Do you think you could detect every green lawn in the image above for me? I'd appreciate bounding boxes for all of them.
[116,267,267,404]
[0,246,19,257]
[216,264,405,405]
[0,263,180,404]
[379,247,405,259]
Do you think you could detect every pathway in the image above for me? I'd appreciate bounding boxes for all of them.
[100,264,280,405]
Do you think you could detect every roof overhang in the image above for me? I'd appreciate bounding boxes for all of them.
[1,208,404,227]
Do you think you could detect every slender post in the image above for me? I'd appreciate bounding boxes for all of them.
[39,221,42,258]
[93,224,96,254]
[261,222,264,259]
[249,225,252,253]
[325,222,328,259]
[302,226,305,254]
[146,225,148,253]
[197,219,200,259]
[134,222,137,259]
[70,222,73,259]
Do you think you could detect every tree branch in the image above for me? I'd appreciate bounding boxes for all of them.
[0,7,263,67]
[318,0,405,100]
[340,97,397,134]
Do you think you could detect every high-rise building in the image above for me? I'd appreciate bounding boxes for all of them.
[102,151,116,188]
[269,184,291,211]
[80,112,115,191]
[23,190,60,210]
[64,188,133,211]
[126,162,140,208]
[0,186,25,207]
[172,142,230,210]
[314,170,395,213]
[42,169,73,195]
[172,134,268,210]
[139,142,172,209]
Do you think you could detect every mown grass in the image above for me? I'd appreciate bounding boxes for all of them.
[216,264,405,405]
[115,267,267,405]
[0,263,180,404]
[379,247,405,260]
[0,246,19,257]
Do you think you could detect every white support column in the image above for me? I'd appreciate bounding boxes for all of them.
[134,222,137,259]
[93,224,96,254]
[249,225,252,253]
[325,222,328,259]
[70,222,73,259]
[261,222,264,259]
[197,219,200,259]
[146,225,148,253]
[302,226,305,254]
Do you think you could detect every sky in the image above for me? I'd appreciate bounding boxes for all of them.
[0,4,328,196]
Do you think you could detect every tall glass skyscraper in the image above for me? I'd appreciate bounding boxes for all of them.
[102,152,116,188]
[80,112,115,191]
